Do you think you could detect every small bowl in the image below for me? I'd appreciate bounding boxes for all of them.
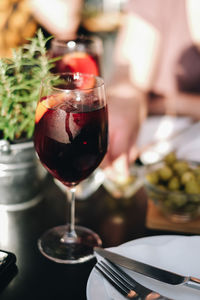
[144,160,200,223]
[103,165,144,199]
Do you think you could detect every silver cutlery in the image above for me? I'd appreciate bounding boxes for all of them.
[95,259,171,299]
[95,247,200,290]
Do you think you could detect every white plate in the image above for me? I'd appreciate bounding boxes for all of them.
[86,235,200,300]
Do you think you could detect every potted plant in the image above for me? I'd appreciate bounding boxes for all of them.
[0,29,55,208]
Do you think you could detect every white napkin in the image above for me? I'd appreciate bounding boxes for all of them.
[136,116,192,149]
[136,116,200,164]
[95,236,200,300]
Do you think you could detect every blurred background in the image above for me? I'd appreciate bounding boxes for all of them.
[0,0,126,83]
[80,0,126,82]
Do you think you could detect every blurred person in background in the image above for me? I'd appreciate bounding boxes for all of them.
[102,0,200,180]
[30,0,82,40]
[0,0,83,57]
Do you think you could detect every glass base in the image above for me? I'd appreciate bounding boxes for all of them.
[38,225,102,264]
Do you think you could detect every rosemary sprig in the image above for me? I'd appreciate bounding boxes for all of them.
[0,29,57,142]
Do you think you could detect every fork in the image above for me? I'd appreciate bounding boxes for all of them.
[95,259,172,299]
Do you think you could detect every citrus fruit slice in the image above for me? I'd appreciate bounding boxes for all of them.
[35,101,48,123]
[35,93,67,123]
[62,51,99,76]
[61,52,98,89]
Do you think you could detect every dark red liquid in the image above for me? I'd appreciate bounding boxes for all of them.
[34,101,108,187]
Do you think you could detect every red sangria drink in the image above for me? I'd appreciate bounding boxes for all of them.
[50,36,102,75]
[34,73,108,264]
[35,99,107,187]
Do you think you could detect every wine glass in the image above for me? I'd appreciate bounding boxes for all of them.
[50,36,104,200]
[50,35,102,76]
[34,72,108,263]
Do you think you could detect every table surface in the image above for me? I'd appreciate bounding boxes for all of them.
[0,174,189,300]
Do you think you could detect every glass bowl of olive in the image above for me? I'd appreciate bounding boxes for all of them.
[144,152,200,222]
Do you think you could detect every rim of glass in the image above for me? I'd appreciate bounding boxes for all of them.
[51,35,102,48]
[42,72,105,92]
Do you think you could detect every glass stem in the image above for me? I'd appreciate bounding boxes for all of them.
[61,187,77,243]
[68,187,77,237]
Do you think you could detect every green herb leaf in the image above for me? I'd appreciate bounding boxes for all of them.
[0,29,56,141]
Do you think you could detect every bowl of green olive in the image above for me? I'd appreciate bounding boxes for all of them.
[144,152,200,222]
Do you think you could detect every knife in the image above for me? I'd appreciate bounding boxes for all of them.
[94,247,200,290]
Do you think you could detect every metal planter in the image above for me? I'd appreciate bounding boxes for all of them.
[0,140,46,210]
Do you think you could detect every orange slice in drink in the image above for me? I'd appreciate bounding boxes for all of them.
[62,52,98,89]
[62,51,99,75]
[35,93,67,123]
[35,101,48,123]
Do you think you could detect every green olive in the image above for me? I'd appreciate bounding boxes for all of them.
[172,195,187,207]
[168,176,180,191]
[145,156,200,218]
[173,161,189,176]
[167,193,187,208]
[185,180,200,194]
[164,151,177,165]
[158,166,173,181]
[181,171,195,185]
